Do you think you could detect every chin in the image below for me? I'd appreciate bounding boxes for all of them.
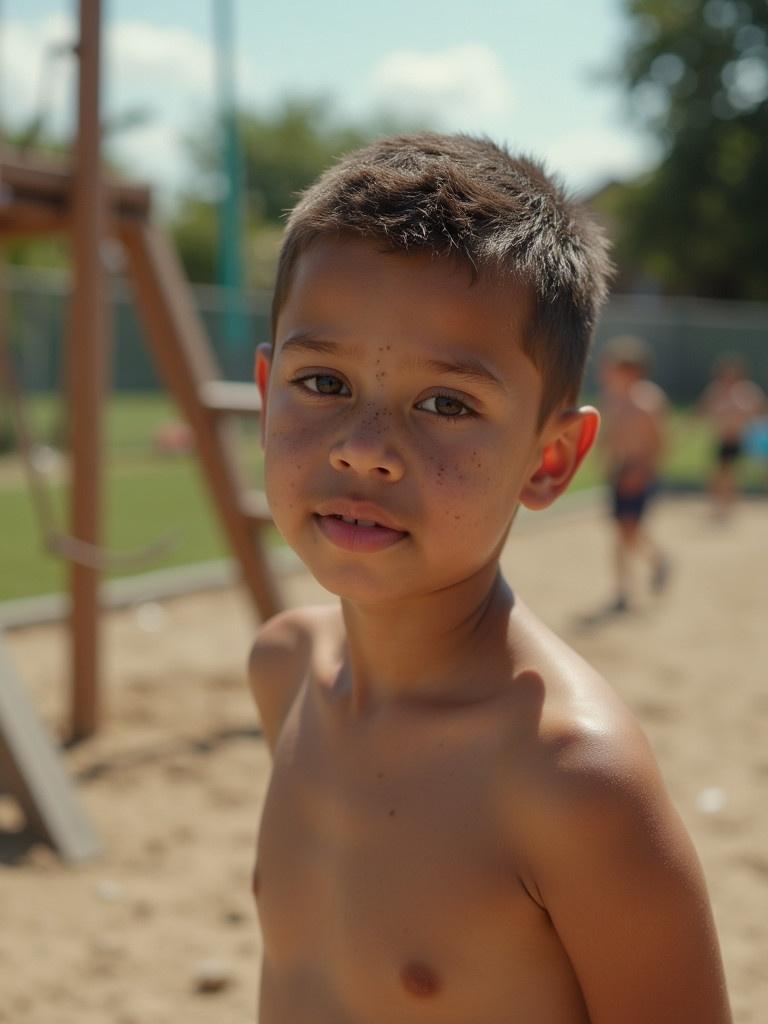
[305,560,415,605]
[309,556,489,608]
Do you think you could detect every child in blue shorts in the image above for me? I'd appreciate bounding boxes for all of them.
[599,336,670,612]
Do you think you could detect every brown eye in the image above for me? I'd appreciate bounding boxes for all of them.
[302,374,349,396]
[419,394,470,417]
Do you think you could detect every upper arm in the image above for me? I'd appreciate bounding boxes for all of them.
[247,609,311,752]
[523,726,731,1024]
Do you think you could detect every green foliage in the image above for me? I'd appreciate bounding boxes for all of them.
[0,393,269,602]
[170,96,418,286]
[168,199,219,284]
[238,96,376,223]
[606,0,768,298]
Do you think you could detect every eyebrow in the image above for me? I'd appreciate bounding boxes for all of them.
[279,333,504,392]
[279,333,341,357]
[418,356,505,392]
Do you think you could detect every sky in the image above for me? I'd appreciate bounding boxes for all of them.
[0,0,658,206]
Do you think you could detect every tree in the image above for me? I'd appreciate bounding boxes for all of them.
[606,0,768,299]
[171,96,419,285]
[238,96,381,224]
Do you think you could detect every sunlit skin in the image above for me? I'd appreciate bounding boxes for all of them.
[697,364,766,517]
[599,359,668,601]
[249,238,731,1023]
[259,240,566,615]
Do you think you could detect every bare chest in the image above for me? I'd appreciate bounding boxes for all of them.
[254,695,587,1023]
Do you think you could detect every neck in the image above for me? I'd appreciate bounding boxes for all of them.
[336,564,514,712]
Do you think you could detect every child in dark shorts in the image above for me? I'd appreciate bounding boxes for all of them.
[610,459,659,521]
[717,438,742,464]
[599,337,670,612]
[698,355,766,519]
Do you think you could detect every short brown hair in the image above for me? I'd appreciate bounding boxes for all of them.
[272,132,612,425]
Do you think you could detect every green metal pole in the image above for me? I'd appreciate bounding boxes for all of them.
[212,0,246,348]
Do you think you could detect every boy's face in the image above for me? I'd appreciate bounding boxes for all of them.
[258,237,580,603]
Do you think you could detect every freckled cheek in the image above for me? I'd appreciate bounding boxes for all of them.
[422,446,516,532]
[423,444,495,498]
[263,414,326,515]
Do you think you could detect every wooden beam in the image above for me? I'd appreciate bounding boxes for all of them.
[0,150,151,220]
[68,0,108,741]
[119,220,282,621]
[0,204,70,239]
[0,632,102,862]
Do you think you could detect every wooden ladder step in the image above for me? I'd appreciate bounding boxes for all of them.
[199,380,262,415]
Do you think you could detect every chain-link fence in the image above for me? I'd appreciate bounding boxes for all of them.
[4,265,767,402]
[590,294,768,400]
[3,265,272,395]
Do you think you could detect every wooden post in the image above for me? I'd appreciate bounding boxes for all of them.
[68,0,108,740]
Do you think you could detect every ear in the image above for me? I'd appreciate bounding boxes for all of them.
[254,343,272,446]
[520,406,600,512]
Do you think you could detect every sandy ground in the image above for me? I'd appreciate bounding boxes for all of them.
[1,494,766,1023]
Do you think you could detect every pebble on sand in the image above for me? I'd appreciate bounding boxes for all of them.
[193,959,236,995]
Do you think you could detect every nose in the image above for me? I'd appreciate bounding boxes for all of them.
[329,418,405,481]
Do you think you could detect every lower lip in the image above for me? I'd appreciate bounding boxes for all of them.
[314,515,408,553]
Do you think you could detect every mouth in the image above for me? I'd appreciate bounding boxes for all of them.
[314,500,407,534]
[313,505,409,553]
[328,514,384,528]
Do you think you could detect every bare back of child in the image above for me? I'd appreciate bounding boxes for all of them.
[248,135,731,1023]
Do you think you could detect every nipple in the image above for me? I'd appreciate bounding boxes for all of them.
[401,960,441,998]
[251,867,260,901]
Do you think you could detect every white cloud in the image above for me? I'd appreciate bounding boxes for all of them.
[0,13,78,136]
[0,14,223,194]
[107,20,215,108]
[542,129,659,193]
[104,21,219,194]
[369,44,515,130]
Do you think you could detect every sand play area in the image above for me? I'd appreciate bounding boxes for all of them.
[1,494,766,1023]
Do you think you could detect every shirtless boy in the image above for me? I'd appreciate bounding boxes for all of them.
[249,133,731,1023]
[698,354,766,519]
[597,336,671,614]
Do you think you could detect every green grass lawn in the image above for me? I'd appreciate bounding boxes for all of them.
[0,393,268,601]
[0,394,764,602]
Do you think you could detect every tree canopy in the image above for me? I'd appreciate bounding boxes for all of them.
[172,98,409,285]
[604,0,768,299]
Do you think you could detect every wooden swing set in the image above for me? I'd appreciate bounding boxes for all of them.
[0,0,281,861]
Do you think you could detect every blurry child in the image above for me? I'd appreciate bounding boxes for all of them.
[598,336,670,612]
[697,354,766,520]
[249,134,730,1023]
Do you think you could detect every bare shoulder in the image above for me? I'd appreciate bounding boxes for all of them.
[510,634,658,821]
[523,675,669,851]
[248,603,342,751]
[505,611,731,1022]
[508,612,675,841]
